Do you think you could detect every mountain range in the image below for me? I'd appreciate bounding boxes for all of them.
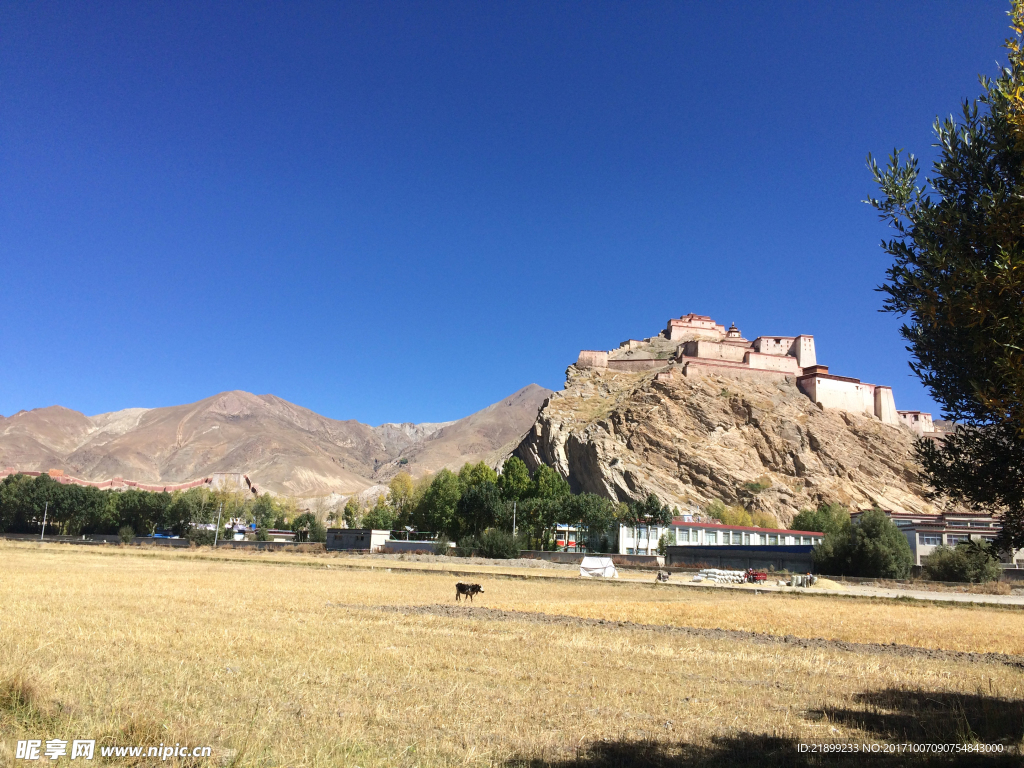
[0,385,551,496]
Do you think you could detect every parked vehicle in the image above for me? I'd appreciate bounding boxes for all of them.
[744,569,767,583]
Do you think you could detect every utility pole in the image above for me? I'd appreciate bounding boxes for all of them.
[512,500,516,537]
[213,503,223,547]
[40,502,48,541]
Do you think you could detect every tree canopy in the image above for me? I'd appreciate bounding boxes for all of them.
[395,458,640,551]
[497,456,532,500]
[923,540,1002,583]
[0,474,231,538]
[868,1,1024,548]
[813,508,913,579]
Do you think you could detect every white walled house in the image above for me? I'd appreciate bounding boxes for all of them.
[617,519,823,555]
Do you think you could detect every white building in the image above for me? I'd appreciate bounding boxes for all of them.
[618,519,823,555]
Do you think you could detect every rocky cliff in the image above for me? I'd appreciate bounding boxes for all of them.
[514,365,942,524]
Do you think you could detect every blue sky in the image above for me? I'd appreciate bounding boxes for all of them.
[0,1,1009,424]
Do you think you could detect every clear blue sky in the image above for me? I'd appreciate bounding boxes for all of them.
[0,1,1009,424]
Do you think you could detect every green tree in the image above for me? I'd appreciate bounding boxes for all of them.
[454,481,505,539]
[342,497,361,528]
[291,512,327,542]
[867,2,1024,549]
[115,489,171,536]
[475,527,521,559]
[163,488,213,537]
[923,540,1002,583]
[387,472,416,527]
[618,493,672,554]
[62,485,110,535]
[362,495,398,531]
[514,496,560,550]
[497,457,532,501]
[848,509,913,579]
[563,493,616,552]
[250,494,279,530]
[811,512,854,575]
[412,468,463,537]
[531,465,570,501]
[458,461,498,490]
[814,508,913,579]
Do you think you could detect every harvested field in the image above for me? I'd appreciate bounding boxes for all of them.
[371,605,1024,669]
[1,541,1023,767]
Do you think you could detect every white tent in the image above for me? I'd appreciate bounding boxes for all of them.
[580,556,618,578]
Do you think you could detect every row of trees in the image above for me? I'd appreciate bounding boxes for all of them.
[0,459,679,554]
[344,458,676,553]
[0,473,301,540]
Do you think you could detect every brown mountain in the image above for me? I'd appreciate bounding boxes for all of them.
[0,385,550,496]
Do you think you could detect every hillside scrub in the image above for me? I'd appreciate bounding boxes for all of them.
[790,503,850,535]
[705,499,778,529]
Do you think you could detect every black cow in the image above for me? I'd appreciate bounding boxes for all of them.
[455,582,484,602]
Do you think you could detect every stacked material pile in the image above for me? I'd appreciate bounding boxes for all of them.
[696,569,746,584]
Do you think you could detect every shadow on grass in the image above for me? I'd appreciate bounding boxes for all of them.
[824,688,1024,746]
[504,689,1024,767]
[503,734,1017,767]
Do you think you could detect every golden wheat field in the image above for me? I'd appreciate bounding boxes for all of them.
[2,542,1023,767]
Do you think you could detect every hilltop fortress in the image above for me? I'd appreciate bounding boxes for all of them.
[577,312,920,427]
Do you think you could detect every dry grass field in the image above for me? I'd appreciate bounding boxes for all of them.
[2,541,1023,767]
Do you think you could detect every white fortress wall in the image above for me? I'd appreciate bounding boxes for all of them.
[681,339,748,363]
[874,386,899,425]
[790,335,816,368]
[898,411,934,436]
[665,314,726,341]
[799,375,875,417]
[577,350,609,369]
[667,325,722,341]
[752,336,794,356]
[745,351,801,374]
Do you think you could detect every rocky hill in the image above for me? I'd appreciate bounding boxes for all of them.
[0,385,550,497]
[514,365,941,525]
